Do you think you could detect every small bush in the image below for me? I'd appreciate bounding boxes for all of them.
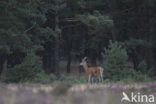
[31,72,56,83]
[103,41,128,81]
[103,41,150,82]
[120,69,151,83]
[6,53,43,82]
[103,79,111,83]
[103,41,128,70]
[59,75,86,83]
[137,60,147,74]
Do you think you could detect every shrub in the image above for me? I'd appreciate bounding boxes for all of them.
[59,75,86,83]
[119,69,151,82]
[102,41,150,82]
[31,72,57,83]
[103,41,128,81]
[137,60,147,74]
[6,53,43,82]
[104,41,128,70]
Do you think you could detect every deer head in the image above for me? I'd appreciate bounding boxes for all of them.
[80,57,87,66]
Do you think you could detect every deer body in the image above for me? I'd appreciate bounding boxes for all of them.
[80,57,103,83]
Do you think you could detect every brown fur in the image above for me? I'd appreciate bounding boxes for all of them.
[80,57,104,83]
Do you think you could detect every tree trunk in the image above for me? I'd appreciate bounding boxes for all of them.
[111,27,117,41]
[0,55,7,82]
[54,35,59,75]
[147,3,156,76]
[66,36,72,73]
[91,54,97,66]
[108,0,117,41]
[67,50,71,73]
[66,21,73,73]
[131,52,139,71]
[54,8,60,76]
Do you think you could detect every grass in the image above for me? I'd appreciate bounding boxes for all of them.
[0,82,155,104]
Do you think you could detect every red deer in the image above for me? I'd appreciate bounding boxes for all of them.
[80,57,104,83]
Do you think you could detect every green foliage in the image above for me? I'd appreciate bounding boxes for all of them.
[124,38,148,52]
[78,10,113,31]
[125,38,148,47]
[59,76,86,83]
[77,10,113,56]
[6,53,43,82]
[0,0,48,56]
[102,41,150,82]
[103,41,128,70]
[103,79,111,83]
[137,60,147,74]
[31,72,56,83]
[0,0,156,82]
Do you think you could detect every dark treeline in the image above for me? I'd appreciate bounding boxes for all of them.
[0,0,156,81]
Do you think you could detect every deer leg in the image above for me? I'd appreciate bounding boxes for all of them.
[96,72,100,83]
[100,71,103,83]
[91,75,94,84]
[98,77,101,83]
[93,74,97,83]
[97,75,101,83]
[88,74,91,83]
[101,76,103,83]
[86,74,89,83]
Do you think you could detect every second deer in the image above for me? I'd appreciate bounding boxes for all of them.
[80,57,104,83]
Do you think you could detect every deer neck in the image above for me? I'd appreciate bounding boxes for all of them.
[82,63,88,72]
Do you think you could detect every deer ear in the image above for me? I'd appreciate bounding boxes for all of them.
[83,57,87,61]
[82,56,87,61]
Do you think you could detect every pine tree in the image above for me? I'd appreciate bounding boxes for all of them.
[0,0,47,81]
